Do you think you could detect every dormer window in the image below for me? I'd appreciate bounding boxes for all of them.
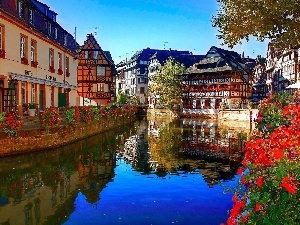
[54,27,57,39]
[88,51,94,59]
[48,22,52,36]
[18,0,24,18]
[52,14,56,22]
[28,8,34,24]
[64,34,67,46]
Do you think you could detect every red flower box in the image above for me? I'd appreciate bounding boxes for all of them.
[31,61,38,68]
[58,68,63,75]
[0,50,5,58]
[49,66,55,73]
[21,57,29,65]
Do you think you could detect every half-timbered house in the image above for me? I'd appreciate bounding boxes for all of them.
[181,46,252,117]
[249,56,268,103]
[77,34,116,106]
[148,50,204,108]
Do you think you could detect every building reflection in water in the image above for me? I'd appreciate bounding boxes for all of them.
[0,118,247,224]
[0,128,126,225]
[117,118,247,186]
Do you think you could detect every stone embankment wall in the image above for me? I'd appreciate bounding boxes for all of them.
[0,116,135,157]
[218,109,258,131]
[147,109,179,118]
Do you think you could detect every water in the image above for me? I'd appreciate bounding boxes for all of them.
[0,118,245,225]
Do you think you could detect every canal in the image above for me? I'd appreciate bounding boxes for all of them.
[0,117,246,225]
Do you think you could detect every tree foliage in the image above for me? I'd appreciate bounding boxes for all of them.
[148,57,186,109]
[212,0,300,48]
[116,90,129,105]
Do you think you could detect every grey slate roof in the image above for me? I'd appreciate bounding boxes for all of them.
[185,46,247,74]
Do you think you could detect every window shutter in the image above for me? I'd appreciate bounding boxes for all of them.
[104,84,109,92]
[93,84,97,92]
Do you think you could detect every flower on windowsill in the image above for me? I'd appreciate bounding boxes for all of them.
[31,61,38,68]
[57,68,63,75]
[49,66,55,73]
[28,102,36,109]
[0,50,6,58]
[21,57,29,65]
[66,72,70,77]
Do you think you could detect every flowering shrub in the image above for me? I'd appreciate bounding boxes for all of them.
[225,92,299,225]
[40,107,61,132]
[0,111,22,138]
[91,106,99,121]
[255,92,292,137]
[123,105,133,117]
[80,106,93,123]
[98,106,108,118]
[65,107,80,127]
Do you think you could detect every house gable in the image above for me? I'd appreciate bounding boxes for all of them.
[77,33,115,106]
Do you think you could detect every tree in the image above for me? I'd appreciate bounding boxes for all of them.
[116,90,128,105]
[212,0,300,48]
[148,57,186,109]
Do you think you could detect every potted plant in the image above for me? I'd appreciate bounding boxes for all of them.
[28,103,36,116]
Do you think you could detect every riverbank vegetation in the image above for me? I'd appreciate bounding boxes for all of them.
[224,91,300,224]
[0,105,136,157]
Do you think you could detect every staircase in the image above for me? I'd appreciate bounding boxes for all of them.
[21,116,41,130]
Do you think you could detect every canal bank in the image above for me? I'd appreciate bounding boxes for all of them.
[0,115,136,158]
[0,118,242,225]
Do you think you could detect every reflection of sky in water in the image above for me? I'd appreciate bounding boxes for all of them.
[64,159,238,225]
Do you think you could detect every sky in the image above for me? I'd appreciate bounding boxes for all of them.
[42,0,268,64]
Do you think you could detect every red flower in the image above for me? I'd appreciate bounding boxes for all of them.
[237,167,244,175]
[256,176,264,188]
[271,148,284,161]
[254,203,261,212]
[241,213,249,223]
[281,176,297,194]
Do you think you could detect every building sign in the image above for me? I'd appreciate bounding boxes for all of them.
[183,77,231,85]
[46,75,57,81]
[183,91,230,98]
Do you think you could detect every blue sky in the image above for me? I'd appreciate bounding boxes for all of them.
[43,0,268,64]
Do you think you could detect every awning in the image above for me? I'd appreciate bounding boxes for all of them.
[286,82,300,89]
[9,72,78,90]
[249,98,260,102]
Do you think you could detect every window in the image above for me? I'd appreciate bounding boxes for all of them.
[140,87,145,94]
[65,56,70,77]
[88,51,94,59]
[196,100,201,109]
[48,22,52,36]
[93,83,108,92]
[64,34,67,46]
[84,51,88,59]
[20,36,25,58]
[54,27,57,39]
[49,48,54,72]
[31,84,36,103]
[97,66,105,76]
[28,8,34,24]
[57,52,63,75]
[0,25,2,51]
[18,0,24,18]
[0,24,5,58]
[20,34,28,63]
[30,39,37,62]
[140,60,148,65]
